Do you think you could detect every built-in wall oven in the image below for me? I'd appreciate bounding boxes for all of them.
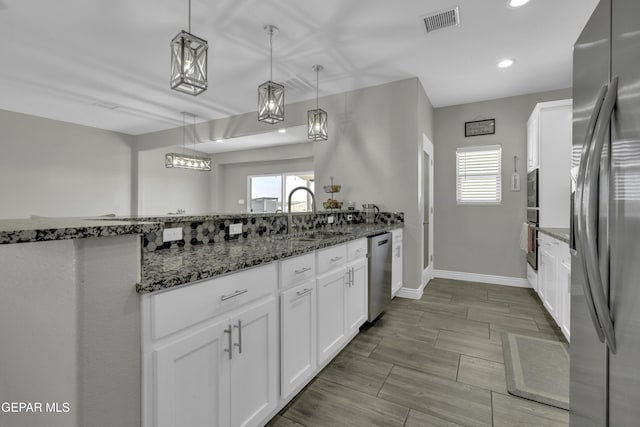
[527,169,539,270]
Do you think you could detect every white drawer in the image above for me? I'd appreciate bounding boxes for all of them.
[316,244,347,274]
[150,263,277,340]
[280,253,316,289]
[392,228,403,242]
[347,238,367,261]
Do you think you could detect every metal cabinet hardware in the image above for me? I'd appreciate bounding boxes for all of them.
[296,288,313,297]
[294,267,312,274]
[330,256,343,262]
[220,289,248,301]
[233,320,242,354]
[224,325,232,360]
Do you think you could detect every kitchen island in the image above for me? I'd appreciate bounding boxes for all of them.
[0,212,403,427]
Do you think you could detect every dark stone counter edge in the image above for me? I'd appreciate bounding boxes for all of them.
[0,222,163,245]
[538,227,570,244]
[136,225,403,294]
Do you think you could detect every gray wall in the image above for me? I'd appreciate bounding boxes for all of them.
[314,78,434,290]
[433,88,571,279]
[0,109,133,219]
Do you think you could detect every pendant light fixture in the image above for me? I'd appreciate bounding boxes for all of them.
[258,25,284,124]
[165,113,212,171]
[308,65,328,141]
[170,0,208,96]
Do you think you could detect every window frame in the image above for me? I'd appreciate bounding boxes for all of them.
[455,145,502,205]
[247,171,315,213]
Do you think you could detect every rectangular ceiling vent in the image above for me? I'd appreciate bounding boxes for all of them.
[282,75,315,95]
[423,6,460,33]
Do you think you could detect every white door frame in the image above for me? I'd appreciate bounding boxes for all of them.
[420,134,435,286]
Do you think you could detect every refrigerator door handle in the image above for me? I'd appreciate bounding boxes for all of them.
[582,76,619,354]
[575,83,608,343]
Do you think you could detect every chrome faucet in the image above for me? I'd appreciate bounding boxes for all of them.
[287,186,316,234]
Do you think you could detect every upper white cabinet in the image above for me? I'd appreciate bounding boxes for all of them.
[527,99,573,227]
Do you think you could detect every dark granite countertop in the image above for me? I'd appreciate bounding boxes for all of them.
[138,223,402,294]
[0,218,162,245]
[538,227,570,244]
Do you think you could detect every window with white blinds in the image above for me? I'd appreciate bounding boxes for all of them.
[456,145,502,204]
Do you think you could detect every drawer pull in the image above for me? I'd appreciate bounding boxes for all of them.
[296,288,313,297]
[221,289,249,301]
[330,256,343,262]
[224,325,232,360]
[294,267,312,274]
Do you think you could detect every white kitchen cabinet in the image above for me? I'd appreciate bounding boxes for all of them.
[316,267,348,365]
[527,111,539,172]
[537,233,571,341]
[557,249,571,341]
[229,298,278,427]
[527,99,573,228]
[391,229,403,297]
[346,239,368,335]
[154,318,230,427]
[142,264,278,427]
[538,237,558,318]
[279,280,316,400]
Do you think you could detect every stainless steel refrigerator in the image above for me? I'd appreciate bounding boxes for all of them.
[571,0,640,425]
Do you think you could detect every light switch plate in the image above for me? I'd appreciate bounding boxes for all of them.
[229,223,243,235]
[328,216,334,224]
[163,227,183,242]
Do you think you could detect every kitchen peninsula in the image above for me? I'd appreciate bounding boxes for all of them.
[0,211,403,427]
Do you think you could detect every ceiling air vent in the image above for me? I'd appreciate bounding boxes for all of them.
[423,6,460,33]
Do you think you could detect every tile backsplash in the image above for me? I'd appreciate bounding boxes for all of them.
[140,211,404,251]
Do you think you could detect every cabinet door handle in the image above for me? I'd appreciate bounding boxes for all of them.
[233,320,243,354]
[221,289,248,301]
[224,325,232,360]
[330,256,343,262]
[294,267,312,274]
[295,288,313,297]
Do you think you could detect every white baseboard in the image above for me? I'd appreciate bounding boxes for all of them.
[395,286,423,299]
[433,269,530,288]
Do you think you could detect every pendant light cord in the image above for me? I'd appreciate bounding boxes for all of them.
[188,0,191,33]
[182,113,186,154]
[269,28,273,81]
[316,68,319,110]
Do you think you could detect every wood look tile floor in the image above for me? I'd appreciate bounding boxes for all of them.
[267,278,569,427]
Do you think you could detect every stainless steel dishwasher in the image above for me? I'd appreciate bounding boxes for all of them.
[367,232,392,321]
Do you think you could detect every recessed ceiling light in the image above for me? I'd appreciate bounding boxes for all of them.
[215,139,224,143]
[507,0,531,8]
[278,128,287,133]
[497,59,515,68]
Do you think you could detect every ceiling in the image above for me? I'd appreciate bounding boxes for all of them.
[0,0,598,136]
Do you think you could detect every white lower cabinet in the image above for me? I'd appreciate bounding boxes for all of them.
[144,236,377,427]
[557,251,571,341]
[143,264,278,427]
[154,318,230,427]
[391,229,403,297]
[316,268,347,365]
[229,298,278,427]
[346,257,368,334]
[537,233,571,341]
[279,280,316,400]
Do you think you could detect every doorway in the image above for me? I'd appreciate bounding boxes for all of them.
[421,135,434,286]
